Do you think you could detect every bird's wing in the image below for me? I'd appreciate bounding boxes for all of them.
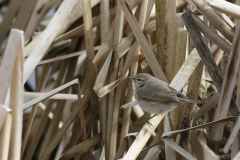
[137,83,181,103]
[169,86,188,99]
[169,86,204,104]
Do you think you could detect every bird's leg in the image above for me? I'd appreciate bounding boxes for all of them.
[146,114,158,128]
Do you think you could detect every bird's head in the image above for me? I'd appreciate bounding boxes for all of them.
[129,73,152,90]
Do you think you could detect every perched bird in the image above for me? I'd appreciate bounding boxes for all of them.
[129,73,204,126]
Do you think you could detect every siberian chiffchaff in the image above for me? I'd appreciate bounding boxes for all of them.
[129,73,204,126]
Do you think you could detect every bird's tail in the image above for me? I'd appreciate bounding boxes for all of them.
[179,98,204,104]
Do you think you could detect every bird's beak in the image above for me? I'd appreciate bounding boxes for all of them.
[128,77,134,80]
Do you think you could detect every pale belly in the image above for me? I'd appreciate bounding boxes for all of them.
[137,98,178,115]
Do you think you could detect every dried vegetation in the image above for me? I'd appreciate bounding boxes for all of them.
[1,0,240,160]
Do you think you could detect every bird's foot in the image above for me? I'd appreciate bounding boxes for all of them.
[146,114,158,128]
[147,120,154,128]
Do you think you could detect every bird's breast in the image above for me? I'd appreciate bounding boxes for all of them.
[136,98,177,115]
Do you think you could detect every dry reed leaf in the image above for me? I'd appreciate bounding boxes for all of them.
[212,21,240,141]
[97,72,128,98]
[93,22,114,67]
[23,79,79,110]
[121,101,138,109]
[170,45,217,91]
[94,50,113,93]
[193,92,219,122]
[206,0,240,19]
[38,46,100,65]
[115,19,156,60]
[162,138,196,160]
[53,7,116,45]
[24,92,79,100]
[59,133,101,159]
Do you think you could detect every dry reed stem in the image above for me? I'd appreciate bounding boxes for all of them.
[0,29,23,104]
[164,114,176,160]
[0,105,10,130]
[169,27,186,138]
[100,0,110,40]
[178,61,203,158]
[0,113,12,160]
[106,3,124,158]
[155,0,176,81]
[82,0,99,137]
[8,30,24,160]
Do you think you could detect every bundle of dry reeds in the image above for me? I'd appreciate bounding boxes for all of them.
[1,0,240,159]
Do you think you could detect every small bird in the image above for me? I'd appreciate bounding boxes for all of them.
[129,73,204,126]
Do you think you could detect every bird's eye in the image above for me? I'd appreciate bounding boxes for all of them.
[137,79,141,81]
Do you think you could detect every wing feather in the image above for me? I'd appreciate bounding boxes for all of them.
[137,80,181,104]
